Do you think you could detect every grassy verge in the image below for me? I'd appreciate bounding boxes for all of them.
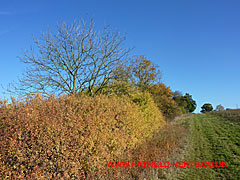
[176,114,240,180]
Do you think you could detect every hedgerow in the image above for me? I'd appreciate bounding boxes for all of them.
[0,94,165,179]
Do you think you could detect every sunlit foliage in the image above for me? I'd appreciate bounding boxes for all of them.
[0,94,165,178]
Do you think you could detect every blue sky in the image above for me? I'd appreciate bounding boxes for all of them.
[0,0,240,112]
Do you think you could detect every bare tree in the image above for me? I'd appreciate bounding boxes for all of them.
[8,19,130,96]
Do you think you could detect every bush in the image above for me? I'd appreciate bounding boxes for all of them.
[148,83,183,119]
[0,94,165,179]
[128,90,166,134]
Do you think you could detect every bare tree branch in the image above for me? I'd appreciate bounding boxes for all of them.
[7,18,131,97]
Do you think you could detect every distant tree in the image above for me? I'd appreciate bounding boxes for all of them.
[216,104,224,111]
[173,93,197,113]
[201,103,213,113]
[8,19,131,97]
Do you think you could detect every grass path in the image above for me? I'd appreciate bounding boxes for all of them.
[176,114,240,180]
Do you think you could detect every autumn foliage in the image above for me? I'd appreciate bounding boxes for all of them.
[148,83,183,119]
[0,94,165,179]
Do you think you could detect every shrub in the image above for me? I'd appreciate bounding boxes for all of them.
[148,83,183,119]
[127,90,166,136]
[0,94,165,179]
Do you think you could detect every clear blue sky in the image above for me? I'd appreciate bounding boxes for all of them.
[1,0,240,112]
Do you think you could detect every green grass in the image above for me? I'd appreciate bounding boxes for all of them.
[176,114,240,180]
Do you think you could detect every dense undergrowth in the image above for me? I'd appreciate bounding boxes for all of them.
[0,93,166,179]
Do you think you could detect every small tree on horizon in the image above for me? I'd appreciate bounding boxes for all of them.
[201,103,213,113]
